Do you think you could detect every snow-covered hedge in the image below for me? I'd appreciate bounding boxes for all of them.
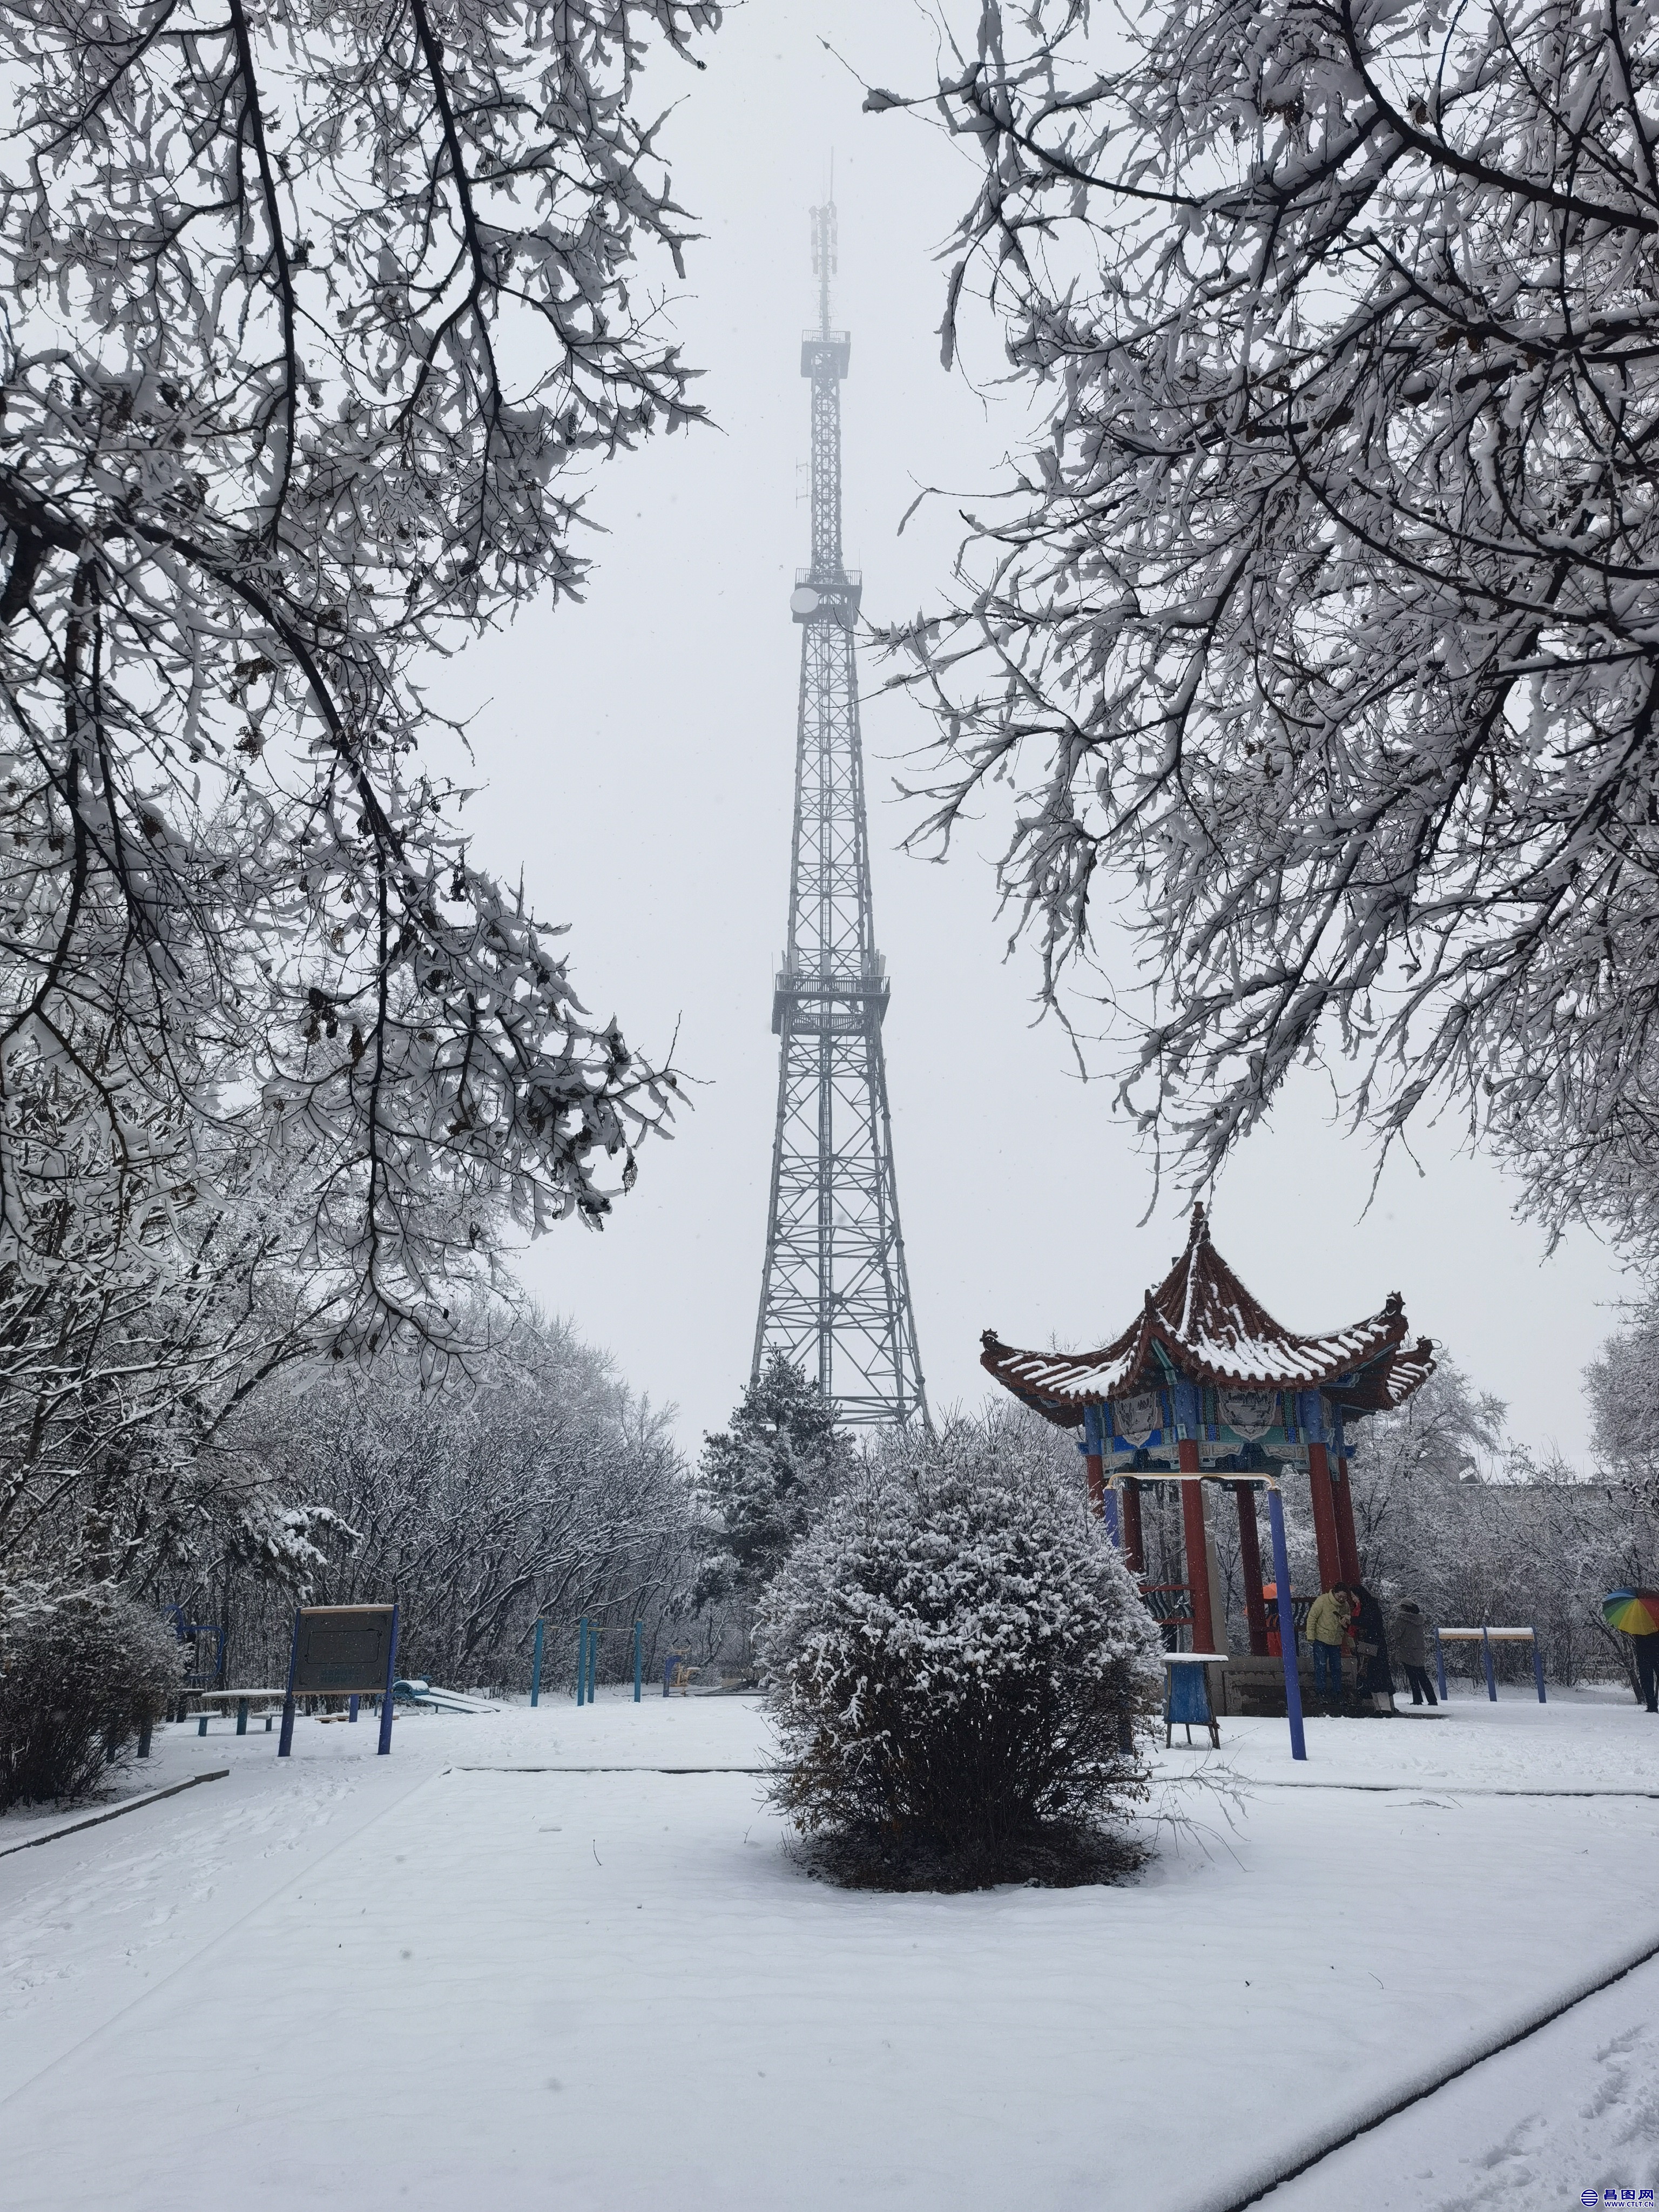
[756,1420,1165,1888]
[0,1583,183,1810]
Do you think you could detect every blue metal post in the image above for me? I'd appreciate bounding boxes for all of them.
[1434,1627,1448,1703]
[1531,1627,1547,1704]
[576,1618,587,1707]
[1482,1624,1498,1702]
[530,1619,545,1709]
[277,1608,301,1757]
[347,1695,359,1724]
[632,1620,643,1703]
[1265,1486,1306,1762]
[376,1604,399,1755]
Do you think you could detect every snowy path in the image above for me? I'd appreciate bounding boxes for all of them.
[1263,1952,1659,2211]
[2,1691,1655,2209]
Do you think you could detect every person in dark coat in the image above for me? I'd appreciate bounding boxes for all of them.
[1347,1583,1395,1712]
[1394,1600,1437,1707]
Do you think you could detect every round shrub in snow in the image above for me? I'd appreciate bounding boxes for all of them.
[0,1582,183,1810]
[756,1429,1165,1889]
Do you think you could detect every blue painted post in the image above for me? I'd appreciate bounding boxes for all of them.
[1482,1624,1498,1702]
[376,1604,399,1755]
[277,1608,301,1757]
[1265,1486,1307,1762]
[238,1698,252,1735]
[1434,1628,1448,1703]
[1102,1488,1121,1546]
[1531,1627,1547,1704]
[347,1695,359,1724]
[632,1621,643,1703]
[530,1619,545,1709]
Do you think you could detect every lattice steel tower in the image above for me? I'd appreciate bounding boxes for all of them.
[751,201,927,1427]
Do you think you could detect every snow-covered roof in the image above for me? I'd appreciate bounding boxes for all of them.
[982,1203,1434,1426]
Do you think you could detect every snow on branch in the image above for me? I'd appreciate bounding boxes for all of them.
[0,0,714,1354]
[886,0,1659,1254]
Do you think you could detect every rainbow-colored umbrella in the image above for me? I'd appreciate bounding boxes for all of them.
[1603,1589,1659,1636]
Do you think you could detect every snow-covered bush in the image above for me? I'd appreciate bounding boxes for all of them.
[757,1417,1164,1889]
[0,1584,183,1810]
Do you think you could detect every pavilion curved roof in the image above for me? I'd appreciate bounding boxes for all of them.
[981,1203,1434,1425]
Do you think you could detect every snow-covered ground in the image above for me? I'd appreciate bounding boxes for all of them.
[2,1688,1655,2210]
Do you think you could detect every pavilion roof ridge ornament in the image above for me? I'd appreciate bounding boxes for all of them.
[981,1210,1433,1428]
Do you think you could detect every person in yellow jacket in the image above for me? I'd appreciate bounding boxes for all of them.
[1304,1587,1352,1712]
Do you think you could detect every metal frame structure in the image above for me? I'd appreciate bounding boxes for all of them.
[752,201,927,1427]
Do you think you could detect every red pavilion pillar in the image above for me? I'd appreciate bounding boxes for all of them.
[1084,1449,1106,1519]
[1333,1454,1362,1586]
[1307,1438,1343,1593]
[1177,1440,1217,1653]
[1235,1482,1269,1657]
[1121,1479,1145,1574]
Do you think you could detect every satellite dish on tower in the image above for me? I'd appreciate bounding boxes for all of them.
[790,586,819,615]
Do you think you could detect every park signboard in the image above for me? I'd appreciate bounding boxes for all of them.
[293,1606,396,1695]
[278,1602,400,1759]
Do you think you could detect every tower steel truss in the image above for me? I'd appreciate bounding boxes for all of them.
[751,202,927,1428]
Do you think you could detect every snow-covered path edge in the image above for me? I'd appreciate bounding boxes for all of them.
[0,1770,230,1860]
[1204,1924,1659,2212]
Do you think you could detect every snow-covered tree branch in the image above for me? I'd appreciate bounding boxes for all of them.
[883,0,1659,1249]
[0,0,713,1373]
[210,1303,695,1687]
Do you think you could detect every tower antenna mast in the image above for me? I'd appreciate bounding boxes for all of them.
[752,194,928,1427]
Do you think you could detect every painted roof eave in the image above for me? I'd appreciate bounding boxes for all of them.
[980,1203,1435,1426]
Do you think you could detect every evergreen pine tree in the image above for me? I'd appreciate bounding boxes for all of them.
[694,1356,855,1607]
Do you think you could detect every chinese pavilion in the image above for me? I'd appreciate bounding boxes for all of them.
[980,1204,1434,1664]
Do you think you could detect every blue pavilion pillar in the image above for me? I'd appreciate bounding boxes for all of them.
[1266,1485,1307,1762]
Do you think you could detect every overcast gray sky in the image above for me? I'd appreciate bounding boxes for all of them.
[425,1,1633,1467]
